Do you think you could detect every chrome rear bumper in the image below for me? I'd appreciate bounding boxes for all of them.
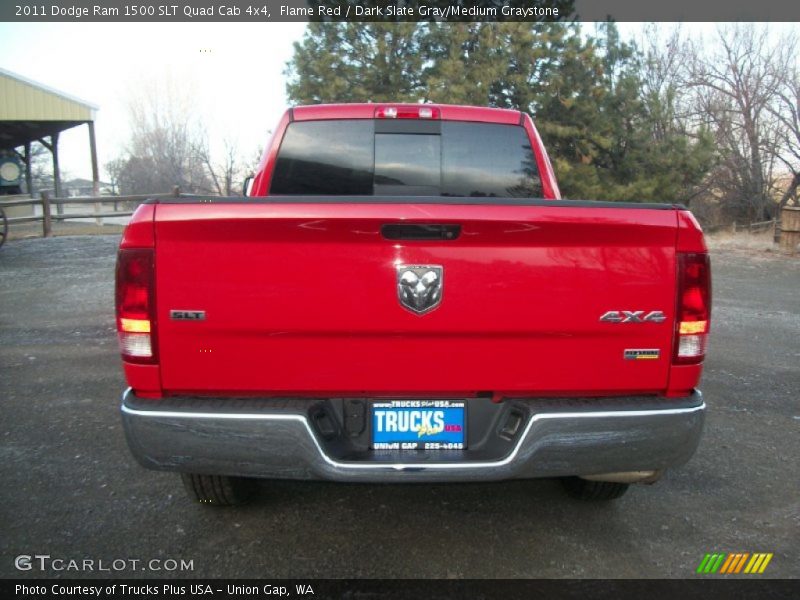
[121,389,705,483]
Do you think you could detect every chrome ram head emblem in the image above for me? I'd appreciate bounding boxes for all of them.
[397,265,443,315]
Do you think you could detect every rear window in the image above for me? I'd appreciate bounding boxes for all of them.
[270,119,541,198]
[269,120,373,195]
[374,133,441,195]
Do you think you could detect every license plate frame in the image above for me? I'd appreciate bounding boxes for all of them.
[371,400,466,451]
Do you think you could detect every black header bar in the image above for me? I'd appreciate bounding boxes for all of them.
[5,579,800,600]
[3,0,799,22]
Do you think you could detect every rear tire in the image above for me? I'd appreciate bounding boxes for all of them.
[561,477,630,501]
[180,473,255,506]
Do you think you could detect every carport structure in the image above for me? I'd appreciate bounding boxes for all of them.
[0,67,99,198]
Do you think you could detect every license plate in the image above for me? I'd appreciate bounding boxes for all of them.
[371,400,466,450]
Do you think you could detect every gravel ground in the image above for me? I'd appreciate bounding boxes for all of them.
[0,236,798,579]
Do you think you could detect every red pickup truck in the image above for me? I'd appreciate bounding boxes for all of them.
[117,104,710,505]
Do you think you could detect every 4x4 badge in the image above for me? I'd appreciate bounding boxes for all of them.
[600,310,666,323]
[397,265,443,315]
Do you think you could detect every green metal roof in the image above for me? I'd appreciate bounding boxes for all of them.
[0,67,97,121]
[0,67,98,150]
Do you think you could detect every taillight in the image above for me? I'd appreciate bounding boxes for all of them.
[115,248,157,364]
[375,106,440,119]
[673,252,711,364]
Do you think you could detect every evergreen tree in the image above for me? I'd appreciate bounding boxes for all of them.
[285,23,425,103]
[285,20,714,203]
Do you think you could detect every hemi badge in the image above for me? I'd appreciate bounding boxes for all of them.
[170,310,206,321]
[624,349,660,360]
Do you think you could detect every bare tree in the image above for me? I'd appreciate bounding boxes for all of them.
[768,66,800,208]
[639,25,717,207]
[640,24,687,143]
[198,136,248,197]
[686,24,796,221]
[109,74,212,195]
[28,142,55,192]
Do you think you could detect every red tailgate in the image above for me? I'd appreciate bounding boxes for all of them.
[153,203,678,396]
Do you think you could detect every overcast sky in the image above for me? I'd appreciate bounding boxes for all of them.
[0,22,306,181]
[0,22,793,182]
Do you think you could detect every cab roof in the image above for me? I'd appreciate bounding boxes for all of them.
[291,103,524,125]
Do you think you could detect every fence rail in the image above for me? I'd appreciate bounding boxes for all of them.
[0,189,180,238]
[733,218,780,234]
[2,194,792,246]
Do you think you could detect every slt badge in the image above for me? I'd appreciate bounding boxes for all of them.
[397,265,443,315]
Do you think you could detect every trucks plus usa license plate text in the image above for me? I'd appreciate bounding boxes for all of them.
[371,400,466,450]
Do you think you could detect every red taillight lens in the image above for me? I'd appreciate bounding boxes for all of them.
[375,106,440,119]
[116,248,157,364]
[674,252,711,364]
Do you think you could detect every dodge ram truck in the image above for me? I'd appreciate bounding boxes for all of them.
[117,103,710,505]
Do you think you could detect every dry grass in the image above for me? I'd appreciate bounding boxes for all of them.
[705,230,779,253]
[7,220,125,242]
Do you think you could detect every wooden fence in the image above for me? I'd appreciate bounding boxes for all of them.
[2,193,795,251]
[781,206,800,254]
[732,218,784,244]
[732,218,780,234]
[0,188,180,238]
